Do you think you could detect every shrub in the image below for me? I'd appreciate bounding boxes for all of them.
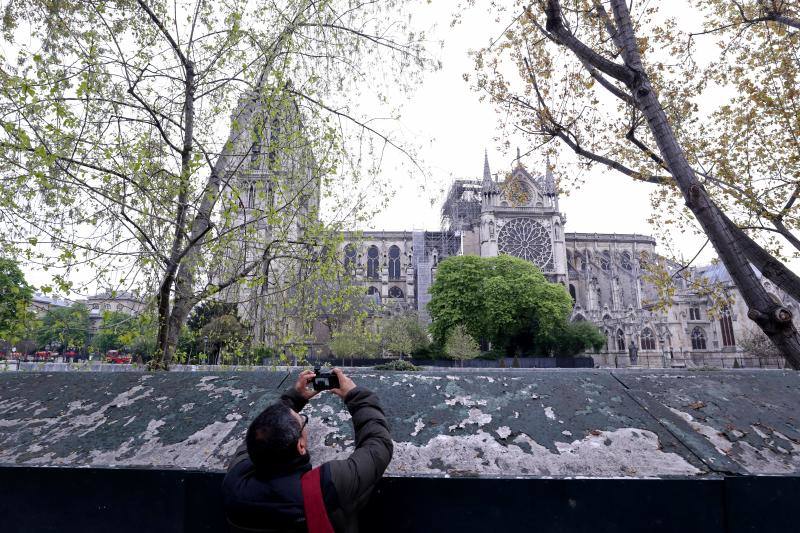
[374,359,421,371]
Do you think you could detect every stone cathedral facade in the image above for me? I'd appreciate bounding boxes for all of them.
[334,153,798,368]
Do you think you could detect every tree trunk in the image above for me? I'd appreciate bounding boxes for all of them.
[605,0,800,369]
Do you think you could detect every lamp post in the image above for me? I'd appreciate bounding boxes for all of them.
[203,336,209,365]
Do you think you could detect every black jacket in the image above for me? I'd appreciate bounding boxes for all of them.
[222,387,393,533]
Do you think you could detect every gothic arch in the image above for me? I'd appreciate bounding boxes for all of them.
[388,245,401,279]
[691,327,707,350]
[569,284,577,301]
[600,251,611,271]
[640,328,656,350]
[620,251,633,271]
[343,244,357,272]
[388,286,404,299]
[367,286,381,304]
[616,329,626,351]
[367,245,380,279]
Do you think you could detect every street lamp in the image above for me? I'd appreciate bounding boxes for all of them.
[203,336,209,365]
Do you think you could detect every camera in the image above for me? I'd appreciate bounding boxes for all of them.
[312,367,340,391]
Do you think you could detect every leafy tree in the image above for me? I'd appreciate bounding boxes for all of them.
[540,321,607,357]
[380,312,430,357]
[0,257,34,343]
[472,0,800,367]
[187,301,238,333]
[329,320,378,365]
[0,1,432,368]
[428,255,572,353]
[91,311,137,353]
[444,325,480,367]
[35,304,90,351]
[200,314,247,362]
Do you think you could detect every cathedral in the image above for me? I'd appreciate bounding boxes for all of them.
[218,89,795,368]
[334,152,798,368]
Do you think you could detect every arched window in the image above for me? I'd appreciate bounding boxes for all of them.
[719,307,735,347]
[388,245,401,279]
[343,244,357,273]
[569,284,577,301]
[640,328,656,350]
[367,245,379,279]
[367,286,381,304]
[616,329,626,351]
[573,314,586,322]
[388,286,404,299]
[600,251,611,271]
[247,182,256,209]
[603,329,611,351]
[691,327,707,350]
[621,252,632,271]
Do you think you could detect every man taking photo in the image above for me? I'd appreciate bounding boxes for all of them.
[223,368,392,533]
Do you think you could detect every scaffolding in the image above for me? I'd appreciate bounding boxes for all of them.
[441,179,482,232]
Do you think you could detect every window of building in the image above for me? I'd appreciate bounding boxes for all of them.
[343,244,357,273]
[247,182,256,209]
[367,286,381,304]
[116,304,123,311]
[388,286,404,299]
[600,251,611,271]
[719,307,736,347]
[621,252,632,271]
[641,328,656,350]
[569,284,577,301]
[388,245,401,279]
[92,304,99,310]
[103,303,110,310]
[367,246,380,279]
[689,307,701,320]
[691,327,707,350]
[616,329,626,351]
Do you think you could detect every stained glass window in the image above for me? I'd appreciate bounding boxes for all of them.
[367,246,379,279]
[641,328,656,350]
[497,218,553,271]
[388,245,401,279]
[691,327,707,350]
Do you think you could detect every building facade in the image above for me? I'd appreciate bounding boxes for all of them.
[333,153,797,368]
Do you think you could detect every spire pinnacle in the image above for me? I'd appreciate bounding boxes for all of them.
[483,149,491,184]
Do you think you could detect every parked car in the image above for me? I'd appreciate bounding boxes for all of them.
[106,350,131,364]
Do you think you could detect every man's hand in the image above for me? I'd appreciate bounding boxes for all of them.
[330,368,356,399]
[294,369,319,401]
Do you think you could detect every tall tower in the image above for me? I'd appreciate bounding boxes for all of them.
[480,150,500,257]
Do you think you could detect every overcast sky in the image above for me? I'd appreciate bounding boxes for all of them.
[361,1,715,268]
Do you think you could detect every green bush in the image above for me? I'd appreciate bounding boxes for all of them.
[374,359,421,371]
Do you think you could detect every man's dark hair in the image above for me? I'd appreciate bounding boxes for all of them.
[246,402,302,468]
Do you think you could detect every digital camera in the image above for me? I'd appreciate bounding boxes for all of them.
[312,367,340,391]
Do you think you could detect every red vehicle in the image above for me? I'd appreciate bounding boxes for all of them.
[106,350,131,364]
[65,350,79,359]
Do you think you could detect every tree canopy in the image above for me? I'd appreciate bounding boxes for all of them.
[380,312,430,357]
[444,324,481,366]
[428,255,573,353]
[35,303,90,351]
[0,257,34,343]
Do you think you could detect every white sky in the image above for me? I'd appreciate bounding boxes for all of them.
[15,0,799,294]
[365,2,705,262]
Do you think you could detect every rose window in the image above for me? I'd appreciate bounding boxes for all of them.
[498,218,553,271]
